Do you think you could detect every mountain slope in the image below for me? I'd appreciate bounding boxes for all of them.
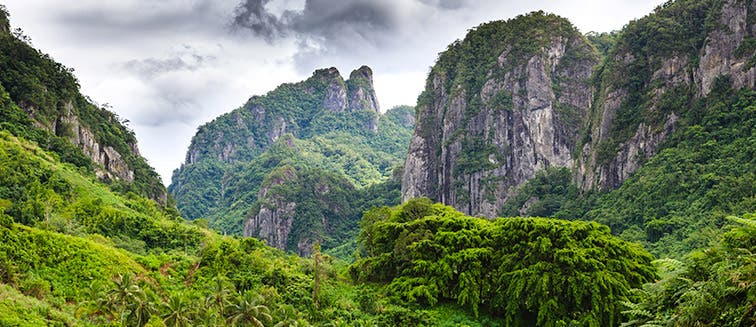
[577,0,755,190]
[0,9,166,202]
[401,11,599,218]
[403,0,754,213]
[170,67,415,252]
[0,11,458,325]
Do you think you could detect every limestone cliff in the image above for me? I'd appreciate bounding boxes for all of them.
[242,164,359,256]
[170,66,410,240]
[578,0,756,190]
[180,66,380,167]
[402,12,598,217]
[403,0,755,217]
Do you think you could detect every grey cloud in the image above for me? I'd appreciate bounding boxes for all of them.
[137,95,200,127]
[122,48,216,78]
[418,0,468,10]
[55,1,226,42]
[232,0,395,46]
[232,0,285,41]
[231,0,403,75]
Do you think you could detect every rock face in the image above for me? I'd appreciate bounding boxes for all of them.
[179,66,380,167]
[347,66,381,130]
[0,7,166,204]
[404,1,756,217]
[697,0,756,96]
[402,12,598,217]
[244,167,298,251]
[578,0,756,190]
[170,65,395,239]
[56,103,135,183]
[242,165,358,256]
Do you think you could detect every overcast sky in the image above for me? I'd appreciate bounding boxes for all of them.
[3,0,664,186]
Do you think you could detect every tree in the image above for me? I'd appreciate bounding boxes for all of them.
[106,273,154,327]
[226,291,272,327]
[312,242,322,309]
[205,274,234,316]
[161,293,193,327]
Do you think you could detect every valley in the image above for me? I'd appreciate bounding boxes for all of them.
[0,0,754,326]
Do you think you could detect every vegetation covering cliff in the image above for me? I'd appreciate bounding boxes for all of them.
[0,5,166,202]
[0,10,485,325]
[402,11,599,218]
[2,0,755,325]
[169,67,415,253]
[403,0,755,259]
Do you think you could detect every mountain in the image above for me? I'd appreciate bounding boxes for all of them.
[577,0,755,189]
[0,10,166,203]
[169,66,415,254]
[402,0,755,257]
[2,1,755,326]
[0,7,471,326]
[402,11,598,218]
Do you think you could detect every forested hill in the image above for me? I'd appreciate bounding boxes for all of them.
[403,0,755,258]
[0,7,166,203]
[1,0,755,326]
[169,66,415,254]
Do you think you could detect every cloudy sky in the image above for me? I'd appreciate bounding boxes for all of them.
[3,0,664,185]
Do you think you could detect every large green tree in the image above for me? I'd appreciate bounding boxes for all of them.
[352,199,657,326]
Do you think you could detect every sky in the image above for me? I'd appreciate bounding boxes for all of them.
[3,0,665,186]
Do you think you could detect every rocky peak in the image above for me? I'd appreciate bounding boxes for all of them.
[402,12,598,217]
[172,65,388,222]
[319,67,348,112]
[347,65,381,120]
[578,0,755,190]
[404,1,755,218]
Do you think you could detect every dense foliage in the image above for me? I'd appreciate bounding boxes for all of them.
[0,125,481,326]
[584,86,755,257]
[2,0,755,325]
[622,213,756,326]
[503,86,755,259]
[351,199,657,326]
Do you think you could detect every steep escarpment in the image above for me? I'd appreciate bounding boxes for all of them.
[243,165,359,256]
[404,0,755,219]
[170,67,414,249]
[578,0,756,190]
[402,12,598,217]
[170,67,383,224]
[0,9,165,203]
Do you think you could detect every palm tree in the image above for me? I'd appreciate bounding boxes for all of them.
[272,304,311,327]
[108,274,141,326]
[75,282,110,321]
[206,274,234,315]
[226,291,272,327]
[161,293,193,327]
[128,291,156,327]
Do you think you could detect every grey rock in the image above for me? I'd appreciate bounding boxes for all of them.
[402,19,597,217]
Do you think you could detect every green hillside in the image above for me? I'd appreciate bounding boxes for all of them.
[169,71,415,247]
[1,0,755,326]
[0,7,164,201]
